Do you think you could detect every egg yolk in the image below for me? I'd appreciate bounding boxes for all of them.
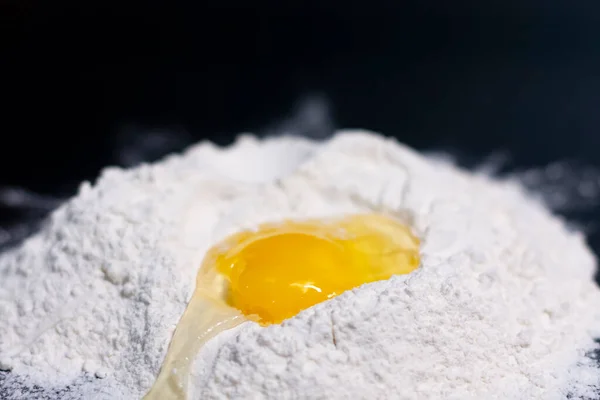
[207,213,420,324]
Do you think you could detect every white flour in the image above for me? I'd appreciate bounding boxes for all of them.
[1,131,600,399]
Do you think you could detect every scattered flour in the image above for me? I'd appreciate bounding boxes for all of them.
[1,131,600,399]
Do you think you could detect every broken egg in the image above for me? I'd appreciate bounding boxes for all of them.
[144,213,420,399]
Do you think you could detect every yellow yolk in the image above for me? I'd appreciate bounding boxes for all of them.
[144,213,420,400]
[209,213,420,323]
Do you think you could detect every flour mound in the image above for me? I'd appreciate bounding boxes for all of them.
[1,131,600,399]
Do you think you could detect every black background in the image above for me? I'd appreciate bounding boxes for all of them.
[2,1,600,270]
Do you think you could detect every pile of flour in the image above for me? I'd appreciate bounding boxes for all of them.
[1,131,600,399]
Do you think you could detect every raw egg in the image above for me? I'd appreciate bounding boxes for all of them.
[144,213,420,399]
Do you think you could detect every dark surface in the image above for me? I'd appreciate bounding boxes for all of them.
[2,1,600,398]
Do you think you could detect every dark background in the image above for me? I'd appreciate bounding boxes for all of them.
[2,1,600,270]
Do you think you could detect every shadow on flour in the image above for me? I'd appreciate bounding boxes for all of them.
[0,370,96,400]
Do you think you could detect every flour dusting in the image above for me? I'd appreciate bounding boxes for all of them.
[1,131,600,399]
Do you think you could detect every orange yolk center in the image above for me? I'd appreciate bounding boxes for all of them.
[205,213,420,324]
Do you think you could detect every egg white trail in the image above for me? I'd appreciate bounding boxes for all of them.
[0,131,599,400]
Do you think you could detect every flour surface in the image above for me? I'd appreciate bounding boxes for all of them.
[1,131,599,399]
